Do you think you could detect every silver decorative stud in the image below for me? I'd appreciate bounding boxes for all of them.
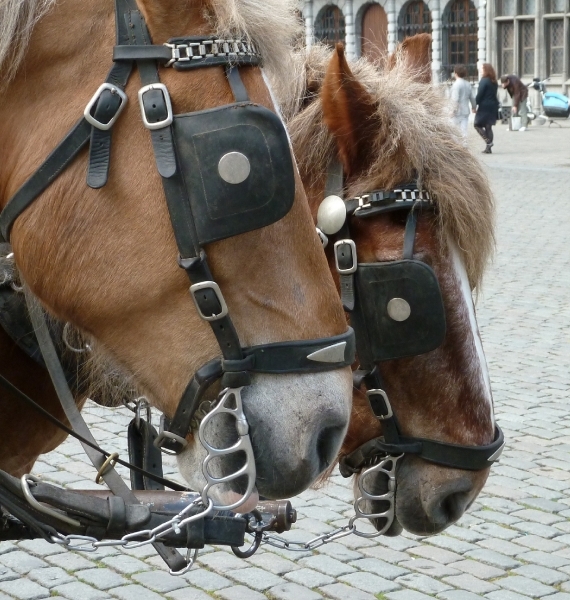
[307,342,347,363]
[387,298,411,322]
[218,152,251,184]
[317,195,347,235]
[488,442,505,462]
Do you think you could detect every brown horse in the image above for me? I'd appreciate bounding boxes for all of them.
[0,0,354,510]
[278,35,498,536]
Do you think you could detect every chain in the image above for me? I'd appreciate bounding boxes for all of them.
[50,495,214,574]
[247,454,400,553]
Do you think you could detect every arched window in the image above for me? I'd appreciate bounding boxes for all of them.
[361,4,388,64]
[314,5,346,47]
[442,0,477,81]
[398,1,432,41]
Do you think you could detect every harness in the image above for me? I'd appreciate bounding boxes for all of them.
[316,163,504,534]
[0,0,355,573]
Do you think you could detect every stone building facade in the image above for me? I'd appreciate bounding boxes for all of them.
[301,1,570,94]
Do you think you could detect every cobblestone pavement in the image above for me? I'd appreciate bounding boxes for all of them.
[2,121,570,600]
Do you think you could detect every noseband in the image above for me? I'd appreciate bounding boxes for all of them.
[0,0,355,483]
[316,163,504,531]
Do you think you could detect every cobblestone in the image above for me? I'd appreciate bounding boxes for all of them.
[3,110,570,600]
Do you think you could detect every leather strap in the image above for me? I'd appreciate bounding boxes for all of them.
[86,61,132,188]
[128,10,177,178]
[403,209,418,260]
[0,118,91,241]
[24,289,186,571]
[128,419,165,491]
[226,66,250,103]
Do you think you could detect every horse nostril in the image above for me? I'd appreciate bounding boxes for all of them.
[441,490,471,523]
[429,478,474,527]
[316,425,345,470]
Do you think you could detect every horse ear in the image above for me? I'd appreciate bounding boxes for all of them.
[387,33,432,83]
[321,44,380,178]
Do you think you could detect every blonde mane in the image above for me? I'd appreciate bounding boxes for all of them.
[0,0,301,84]
[0,0,55,82]
[276,46,495,288]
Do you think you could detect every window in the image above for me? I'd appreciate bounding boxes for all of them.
[520,20,535,75]
[442,0,478,81]
[398,1,432,41]
[499,0,516,17]
[500,22,514,74]
[548,20,565,75]
[314,6,346,47]
[522,0,536,14]
[548,0,566,13]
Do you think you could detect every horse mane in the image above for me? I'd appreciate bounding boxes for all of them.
[206,0,301,80]
[277,45,495,289]
[0,0,301,86]
[0,0,55,82]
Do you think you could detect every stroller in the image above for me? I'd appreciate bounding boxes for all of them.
[530,78,570,126]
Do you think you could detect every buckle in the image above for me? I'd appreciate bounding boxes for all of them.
[137,83,173,130]
[190,281,229,322]
[84,83,127,131]
[366,389,393,419]
[154,430,188,455]
[334,240,357,275]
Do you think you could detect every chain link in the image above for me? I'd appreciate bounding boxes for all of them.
[50,496,214,556]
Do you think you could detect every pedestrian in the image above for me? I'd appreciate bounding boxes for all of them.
[500,74,529,131]
[474,63,500,154]
[450,64,476,138]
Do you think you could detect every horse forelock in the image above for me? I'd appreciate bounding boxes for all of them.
[284,47,495,290]
[205,0,301,82]
[0,0,301,89]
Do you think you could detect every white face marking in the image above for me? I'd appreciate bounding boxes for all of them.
[262,69,303,182]
[449,238,494,424]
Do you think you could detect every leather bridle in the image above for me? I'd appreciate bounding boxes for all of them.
[0,0,356,572]
[0,0,355,454]
[316,165,504,479]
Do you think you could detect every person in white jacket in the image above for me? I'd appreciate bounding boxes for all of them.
[450,64,476,138]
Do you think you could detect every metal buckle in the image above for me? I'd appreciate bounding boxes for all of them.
[84,83,127,131]
[137,83,173,130]
[154,430,189,455]
[334,240,357,275]
[189,281,229,322]
[366,389,393,419]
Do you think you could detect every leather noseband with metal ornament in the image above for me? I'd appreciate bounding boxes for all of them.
[0,0,356,457]
[316,164,504,476]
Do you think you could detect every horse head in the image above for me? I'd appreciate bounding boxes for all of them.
[285,35,500,536]
[0,0,353,510]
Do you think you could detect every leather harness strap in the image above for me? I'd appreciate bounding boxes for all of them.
[24,289,187,572]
